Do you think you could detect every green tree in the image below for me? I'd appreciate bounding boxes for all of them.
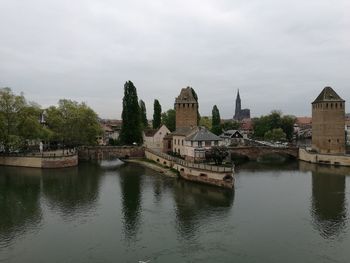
[139,99,148,129]
[161,109,176,132]
[0,88,45,152]
[119,81,143,145]
[199,116,212,130]
[45,100,102,147]
[152,99,162,129]
[0,88,25,152]
[281,115,296,140]
[211,105,222,135]
[221,120,240,131]
[264,128,287,142]
[252,111,295,141]
[190,87,200,124]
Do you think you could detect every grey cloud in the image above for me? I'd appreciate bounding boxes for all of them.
[0,0,349,119]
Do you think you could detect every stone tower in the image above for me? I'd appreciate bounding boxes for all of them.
[175,87,198,129]
[312,86,346,154]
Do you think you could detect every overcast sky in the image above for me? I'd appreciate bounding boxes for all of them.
[0,0,349,119]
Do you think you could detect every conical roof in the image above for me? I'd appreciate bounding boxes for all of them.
[312,86,344,104]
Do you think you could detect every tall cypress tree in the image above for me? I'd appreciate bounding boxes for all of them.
[139,99,148,129]
[152,99,162,129]
[211,105,222,135]
[120,81,143,144]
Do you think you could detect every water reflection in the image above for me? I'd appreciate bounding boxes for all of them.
[42,163,102,219]
[300,162,348,239]
[118,164,145,240]
[237,160,299,172]
[0,167,42,247]
[173,179,234,240]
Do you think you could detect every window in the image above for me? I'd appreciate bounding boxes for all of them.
[214,141,218,146]
[174,139,176,145]
[198,141,202,147]
[182,140,184,145]
[205,141,211,147]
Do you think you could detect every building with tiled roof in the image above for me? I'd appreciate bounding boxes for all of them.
[143,124,170,151]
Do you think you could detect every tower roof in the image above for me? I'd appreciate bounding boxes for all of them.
[236,89,240,100]
[312,86,345,104]
[175,87,197,104]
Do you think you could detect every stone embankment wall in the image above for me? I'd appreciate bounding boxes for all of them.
[145,149,233,188]
[0,154,78,168]
[78,146,144,161]
[299,148,350,166]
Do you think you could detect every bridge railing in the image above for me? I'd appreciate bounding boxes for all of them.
[146,148,233,173]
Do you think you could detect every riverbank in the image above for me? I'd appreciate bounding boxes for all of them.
[0,151,78,168]
[299,148,350,166]
[124,158,178,177]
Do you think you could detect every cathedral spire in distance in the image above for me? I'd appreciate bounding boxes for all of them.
[233,89,250,121]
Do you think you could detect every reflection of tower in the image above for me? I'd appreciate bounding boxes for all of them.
[311,171,347,239]
[119,165,144,239]
[311,86,346,154]
[175,87,198,129]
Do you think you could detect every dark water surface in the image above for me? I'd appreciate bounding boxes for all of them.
[1,161,350,263]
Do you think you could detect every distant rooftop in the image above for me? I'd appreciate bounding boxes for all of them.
[312,86,345,104]
[172,127,197,136]
[186,127,221,141]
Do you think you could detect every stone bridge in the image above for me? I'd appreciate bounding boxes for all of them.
[78,146,144,161]
[229,146,299,161]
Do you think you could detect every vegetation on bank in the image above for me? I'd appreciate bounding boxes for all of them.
[252,111,295,142]
[0,87,102,153]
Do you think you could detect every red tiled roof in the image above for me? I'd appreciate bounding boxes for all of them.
[296,117,312,125]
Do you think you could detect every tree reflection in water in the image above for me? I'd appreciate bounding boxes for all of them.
[41,163,102,219]
[0,167,42,247]
[173,179,234,240]
[118,164,145,240]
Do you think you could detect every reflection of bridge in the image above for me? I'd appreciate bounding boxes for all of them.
[229,146,299,160]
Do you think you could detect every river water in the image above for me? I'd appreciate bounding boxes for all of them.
[0,160,350,263]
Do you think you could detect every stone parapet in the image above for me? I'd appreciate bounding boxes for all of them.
[299,148,350,166]
[0,153,78,168]
[78,146,144,161]
[145,148,234,188]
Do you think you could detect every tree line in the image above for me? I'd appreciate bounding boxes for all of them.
[119,81,176,145]
[0,87,102,153]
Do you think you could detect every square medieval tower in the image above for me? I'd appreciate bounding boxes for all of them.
[175,87,198,129]
[312,86,346,154]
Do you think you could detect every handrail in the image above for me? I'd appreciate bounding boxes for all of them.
[145,148,233,172]
[0,150,77,158]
